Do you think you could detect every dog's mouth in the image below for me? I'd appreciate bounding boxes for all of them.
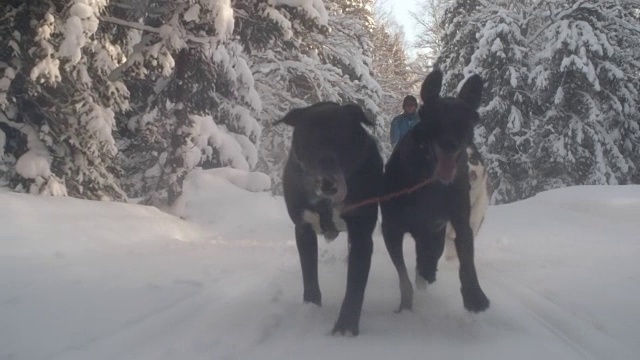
[434,147,460,184]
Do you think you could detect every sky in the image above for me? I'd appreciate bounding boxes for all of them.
[381,0,422,59]
[386,0,421,46]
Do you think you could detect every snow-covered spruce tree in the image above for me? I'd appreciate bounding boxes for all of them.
[0,0,129,200]
[0,1,26,189]
[112,0,264,207]
[529,0,640,191]
[462,4,538,203]
[315,0,383,128]
[434,0,483,95]
[255,0,385,194]
[248,2,332,194]
[615,0,640,183]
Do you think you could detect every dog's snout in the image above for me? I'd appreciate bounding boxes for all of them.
[469,170,477,182]
[320,177,338,195]
[319,157,339,173]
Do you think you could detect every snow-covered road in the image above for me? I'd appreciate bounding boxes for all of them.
[2,171,639,360]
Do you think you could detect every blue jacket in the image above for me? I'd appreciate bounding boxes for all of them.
[390,112,420,146]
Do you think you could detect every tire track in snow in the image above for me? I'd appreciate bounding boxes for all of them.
[46,282,207,360]
[492,277,636,360]
[44,262,301,360]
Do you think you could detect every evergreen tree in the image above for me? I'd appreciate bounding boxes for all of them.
[1,0,130,200]
[462,4,537,203]
[255,0,385,194]
[316,0,383,123]
[432,0,640,203]
[434,0,482,95]
[529,0,640,191]
[113,0,261,207]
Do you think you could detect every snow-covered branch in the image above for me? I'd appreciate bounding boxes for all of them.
[526,0,592,45]
[98,16,216,45]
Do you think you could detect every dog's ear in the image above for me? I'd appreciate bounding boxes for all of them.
[342,103,375,127]
[458,74,483,110]
[275,107,307,127]
[420,69,443,105]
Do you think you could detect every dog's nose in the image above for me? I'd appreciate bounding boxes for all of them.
[469,170,477,182]
[320,178,338,195]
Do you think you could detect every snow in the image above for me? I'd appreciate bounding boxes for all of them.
[270,0,328,26]
[14,125,52,180]
[264,7,293,40]
[192,167,271,193]
[0,67,15,107]
[0,128,5,158]
[59,16,88,64]
[39,176,69,197]
[82,102,118,155]
[2,170,640,360]
[69,3,94,19]
[208,0,235,42]
[190,114,253,171]
[30,57,61,84]
[14,150,52,179]
[183,4,201,22]
[506,105,522,133]
[231,105,262,141]
[159,24,187,51]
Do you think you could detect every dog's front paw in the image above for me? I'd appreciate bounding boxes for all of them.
[394,298,413,313]
[418,268,437,284]
[324,230,339,241]
[303,289,322,307]
[331,318,359,337]
[461,286,489,313]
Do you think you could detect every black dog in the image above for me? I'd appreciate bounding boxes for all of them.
[380,70,490,313]
[280,102,383,336]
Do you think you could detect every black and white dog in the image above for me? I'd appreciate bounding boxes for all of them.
[280,102,383,336]
[380,69,490,314]
[444,144,491,262]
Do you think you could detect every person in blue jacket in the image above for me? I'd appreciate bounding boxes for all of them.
[390,95,419,147]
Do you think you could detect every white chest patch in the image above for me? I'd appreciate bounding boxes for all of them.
[302,208,347,241]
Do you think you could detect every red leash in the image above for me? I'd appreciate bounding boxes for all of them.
[341,176,435,214]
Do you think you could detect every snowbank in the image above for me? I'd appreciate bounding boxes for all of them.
[0,191,204,257]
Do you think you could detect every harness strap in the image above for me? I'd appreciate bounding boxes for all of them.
[341,176,435,214]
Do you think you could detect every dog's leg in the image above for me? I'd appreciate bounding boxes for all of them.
[444,222,458,261]
[332,212,376,336]
[469,187,489,237]
[451,216,490,313]
[382,222,413,312]
[413,225,445,286]
[295,223,321,306]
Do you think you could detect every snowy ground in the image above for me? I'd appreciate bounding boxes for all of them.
[2,169,639,360]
